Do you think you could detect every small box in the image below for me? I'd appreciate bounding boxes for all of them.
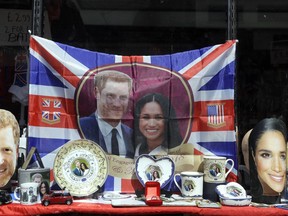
[145,181,162,206]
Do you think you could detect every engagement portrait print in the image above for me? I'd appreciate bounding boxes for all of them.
[145,165,162,182]
[71,159,90,177]
[209,163,222,178]
[184,180,196,192]
[28,36,237,193]
[75,63,193,157]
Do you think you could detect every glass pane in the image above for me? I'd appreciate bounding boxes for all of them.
[45,0,228,54]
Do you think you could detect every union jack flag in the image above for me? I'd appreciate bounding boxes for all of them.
[28,35,237,191]
[41,98,61,124]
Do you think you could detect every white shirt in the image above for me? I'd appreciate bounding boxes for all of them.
[97,114,127,155]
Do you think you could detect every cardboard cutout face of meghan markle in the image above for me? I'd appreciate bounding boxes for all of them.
[249,118,287,204]
[0,109,20,188]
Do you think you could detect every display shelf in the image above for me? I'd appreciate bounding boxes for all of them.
[0,202,287,216]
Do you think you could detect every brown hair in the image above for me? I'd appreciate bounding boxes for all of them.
[0,109,20,145]
[94,70,132,93]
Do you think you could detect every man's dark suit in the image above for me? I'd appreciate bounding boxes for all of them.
[73,168,82,176]
[79,114,134,158]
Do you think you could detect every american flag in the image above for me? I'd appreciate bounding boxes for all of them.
[28,35,237,191]
[207,104,225,127]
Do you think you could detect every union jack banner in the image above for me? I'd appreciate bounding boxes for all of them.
[28,35,237,192]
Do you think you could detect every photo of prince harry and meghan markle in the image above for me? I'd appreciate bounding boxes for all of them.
[77,67,191,160]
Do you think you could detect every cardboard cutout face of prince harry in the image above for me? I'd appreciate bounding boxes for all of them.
[0,109,20,188]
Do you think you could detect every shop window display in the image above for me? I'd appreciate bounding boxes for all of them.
[1,1,288,214]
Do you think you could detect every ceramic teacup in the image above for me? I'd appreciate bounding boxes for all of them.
[203,155,234,183]
[173,171,204,198]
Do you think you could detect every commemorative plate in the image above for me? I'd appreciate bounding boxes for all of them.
[53,139,108,196]
[135,154,175,189]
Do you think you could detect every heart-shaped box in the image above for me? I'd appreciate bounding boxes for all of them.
[135,154,175,189]
[215,182,247,198]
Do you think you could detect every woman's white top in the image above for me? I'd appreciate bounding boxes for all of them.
[134,144,167,157]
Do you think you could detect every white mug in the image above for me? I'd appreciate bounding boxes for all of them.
[14,182,40,205]
[203,156,234,183]
[173,171,204,197]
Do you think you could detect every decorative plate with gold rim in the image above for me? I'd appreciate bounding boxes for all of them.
[53,139,108,196]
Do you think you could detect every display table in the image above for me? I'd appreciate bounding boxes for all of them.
[1,202,288,216]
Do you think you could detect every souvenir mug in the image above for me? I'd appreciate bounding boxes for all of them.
[173,171,204,197]
[14,182,40,205]
[203,156,234,183]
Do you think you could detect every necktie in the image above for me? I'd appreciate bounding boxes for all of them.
[111,128,119,155]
